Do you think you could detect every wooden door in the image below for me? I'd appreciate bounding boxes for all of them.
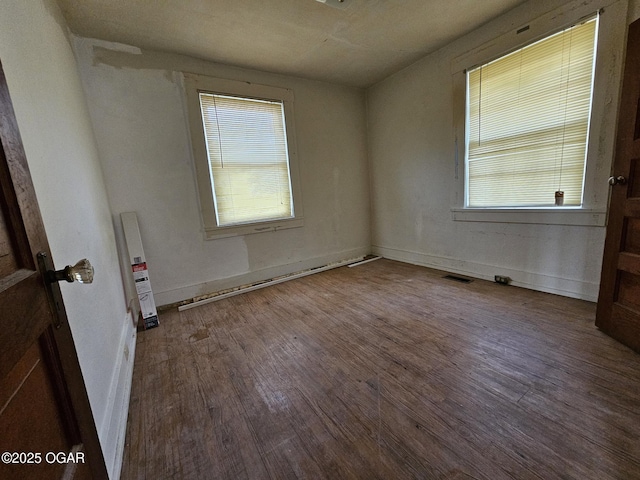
[0,62,108,479]
[596,18,640,353]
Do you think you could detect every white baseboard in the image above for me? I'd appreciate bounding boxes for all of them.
[372,245,599,302]
[99,311,137,480]
[154,247,371,307]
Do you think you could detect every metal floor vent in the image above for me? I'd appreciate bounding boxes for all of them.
[443,274,473,284]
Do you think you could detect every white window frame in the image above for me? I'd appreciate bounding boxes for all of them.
[450,0,626,226]
[184,74,304,239]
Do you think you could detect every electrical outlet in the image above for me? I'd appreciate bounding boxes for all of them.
[494,275,511,285]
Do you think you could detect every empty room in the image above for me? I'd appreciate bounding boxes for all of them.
[0,0,639,479]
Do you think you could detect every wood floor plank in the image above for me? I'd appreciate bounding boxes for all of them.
[121,259,640,479]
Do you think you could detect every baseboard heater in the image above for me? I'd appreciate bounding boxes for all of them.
[177,255,377,312]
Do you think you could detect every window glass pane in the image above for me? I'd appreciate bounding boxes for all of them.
[466,16,598,208]
[199,93,294,225]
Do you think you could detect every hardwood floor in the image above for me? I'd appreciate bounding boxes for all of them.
[120,259,640,479]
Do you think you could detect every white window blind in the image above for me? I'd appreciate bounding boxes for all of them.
[466,16,598,208]
[199,93,294,226]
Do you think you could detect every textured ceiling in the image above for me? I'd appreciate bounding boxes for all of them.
[56,0,529,88]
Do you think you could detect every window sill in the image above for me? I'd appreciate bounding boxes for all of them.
[204,217,304,240]
[451,208,606,226]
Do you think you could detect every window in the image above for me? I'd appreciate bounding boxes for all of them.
[200,94,293,225]
[465,15,598,208]
[184,74,303,238]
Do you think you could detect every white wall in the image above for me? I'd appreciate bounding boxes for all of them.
[0,1,134,478]
[367,0,629,301]
[72,39,371,307]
